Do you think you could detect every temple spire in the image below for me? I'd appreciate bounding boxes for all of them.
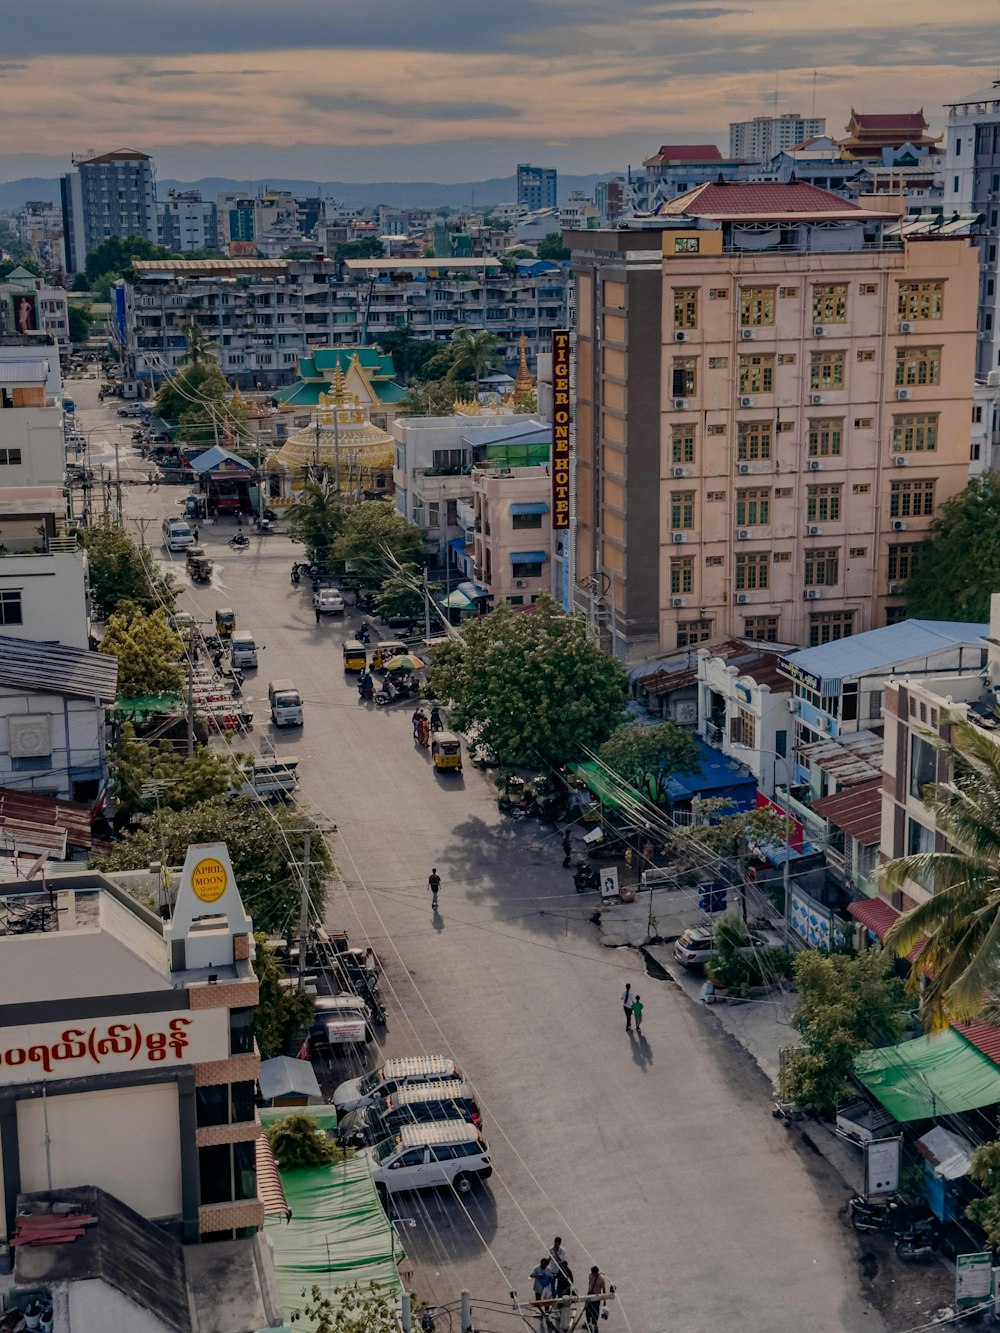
[514,331,533,396]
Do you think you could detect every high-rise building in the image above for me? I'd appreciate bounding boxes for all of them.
[729,114,826,161]
[567,181,979,661]
[158,189,217,253]
[517,163,558,212]
[60,149,157,274]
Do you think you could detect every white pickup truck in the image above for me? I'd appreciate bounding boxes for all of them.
[268,678,303,727]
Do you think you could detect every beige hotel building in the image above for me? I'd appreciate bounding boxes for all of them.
[567,181,980,660]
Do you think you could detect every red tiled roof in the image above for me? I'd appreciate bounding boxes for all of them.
[647,144,723,163]
[955,1020,1000,1065]
[847,896,899,939]
[812,779,883,845]
[658,180,893,221]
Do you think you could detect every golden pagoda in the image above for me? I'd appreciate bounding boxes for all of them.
[513,332,534,398]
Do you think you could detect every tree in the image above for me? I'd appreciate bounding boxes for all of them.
[883,716,1000,1029]
[292,1282,399,1333]
[375,564,430,622]
[428,594,628,768]
[177,320,217,368]
[778,950,907,1117]
[67,301,94,344]
[903,473,1000,621]
[399,377,461,417]
[253,935,316,1060]
[536,233,571,261]
[80,521,176,618]
[286,478,346,569]
[685,799,791,861]
[152,361,248,445]
[333,500,425,587]
[968,1140,1000,1248]
[448,327,499,400]
[154,361,228,424]
[334,238,385,264]
[98,605,184,698]
[111,725,236,820]
[598,721,700,806]
[0,256,42,281]
[266,1113,340,1168]
[93,797,331,934]
[378,325,438,381]
[83,234,172,289]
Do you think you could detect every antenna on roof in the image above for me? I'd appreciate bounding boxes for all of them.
[811,70,818,118]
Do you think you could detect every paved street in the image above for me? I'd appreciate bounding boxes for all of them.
[72,377,883,1332]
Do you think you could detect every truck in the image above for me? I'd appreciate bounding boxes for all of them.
[307,995,373,1052]
[268,678,303,727]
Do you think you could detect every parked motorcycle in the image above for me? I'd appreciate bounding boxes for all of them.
[848,1194,907,1234]
[573,862,600,893]
[895,1217,942,1261]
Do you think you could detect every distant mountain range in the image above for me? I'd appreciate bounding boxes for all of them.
[0,173,616,214]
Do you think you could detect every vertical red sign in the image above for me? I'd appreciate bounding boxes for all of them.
[551,329,571,530]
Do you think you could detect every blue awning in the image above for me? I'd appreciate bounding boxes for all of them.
[448,536,469,552]
[510,502,548,516]
[189,445,255,475]
[509,551,548,564]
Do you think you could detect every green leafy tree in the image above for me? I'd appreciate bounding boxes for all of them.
[93,797,331,933]
[98,605,184,698]
[598,721,700,806]
[536,233,571,261]
[83,234,171,289]
[70,273,91,292]
[378,325,437,381]
[884,716,1000,1029]
[292,1282,398,1333]
[286,478,346,568]
[333,500,425,587]
[686,798,791,860]
[0,256,42,281]
[154,361,228,425]
[112,725,236,820]
[400,377,461,416]
[80,521,176,618]
[375,564,431,622]
[253,935,316,1060]
[334,237,385,264]
[177,319,217,368]
[67,301,94,344]
[903,473,1000,621]
[266,1113,340,1169]
[968,1140,1000,1247]
[428,594,628,768]
[778,950,907,1117]
[447,327,499,399]
[152,362,248,445]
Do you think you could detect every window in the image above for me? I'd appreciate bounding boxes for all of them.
[856,349,875,362]
[909,735,936,799]
[707,423,726,435]
[705,554,724,565]
[670,491,694,529]
[887,542,923,581]
[808,418,843,457]
[890,479,935,518]
[895,346,941,386]
[677,619,712,647]
[0,449,22,465]
[739,354,774,394]
[670,556,694,594]
[869,690,884,720]
[855,416,874,429]
[672,357,697,397]
[735,487,770,526]
[812,283,847,323]
[744,615,779,642]
[774,488,793,499]
[671,424,695,464]
[810,350,845,391]
[431,448,465,471]
[512,512,542,529]
[730,708,756,748]
[231,1081,255,1123]
[853,483,870,495]
[196,1085,229,1128]
[737,421,771,460]
[229,1007,255,1055]
[804,548,839,586]
[778,286,798,298]
[807,485,842,523]
[907,817,935,857]
[0,590,22,625]
[674,236,699,253]
[898,280,944,321]
[892,413,938,452]
[199,1145,232,1206]
[850,546,867,558]
[673,287,698,329]
[512,560,543,577]
[809,610,854,645]
[735,552,769,590]
[777,353,796,365]
[739,286,776,326]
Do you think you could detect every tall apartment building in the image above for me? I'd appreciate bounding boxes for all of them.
[16,202,64,275]
[729,114,826,162]
[568,181,979,661]
[158,189,218,253]
[517,163,558,212]
[60,149,157,274]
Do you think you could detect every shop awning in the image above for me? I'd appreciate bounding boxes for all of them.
[510,550,547,564]
[847,896,900,939]
[189,445,255,475]
[915,1125,974,1179]
[854,1029,1000,1121]
[571,762,630,812]
[510,502,548,515]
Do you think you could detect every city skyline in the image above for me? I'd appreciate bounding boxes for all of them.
[0,0,994,183]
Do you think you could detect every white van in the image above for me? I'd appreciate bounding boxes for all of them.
[230,630,259,669]
[268,679,303,727]
[162,517,194,551]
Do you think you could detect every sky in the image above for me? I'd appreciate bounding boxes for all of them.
[0,0,997,184]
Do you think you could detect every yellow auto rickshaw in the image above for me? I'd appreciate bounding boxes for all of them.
[185,547,213,583]
[215,607,236,638]
[371,639,407,672]
[431,731,463,773]
[343,639,367,672]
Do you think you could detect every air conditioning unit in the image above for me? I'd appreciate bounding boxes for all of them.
[893,454,909,467]
[735,593,749,604]
[737,529,750,540]
[786,698,799,714]
[822,715,837,733]
[808,459,822,471]
[737,462,752,474]
[897,388,913,401]
[673,397,689,410]
[813,325,826,337]
[899,320,914,333]
[515,579,526,588]
[671,532,687,544]
[810,394,825,406]
[741,328,755,340]
[674,330,689,342]
[805,589,821,600]
[807,524,822,536]
[671,597,688,608]
[739,396,754,408]
[888,582,903,596]
[891,519,907,531]
[672,465,690,478]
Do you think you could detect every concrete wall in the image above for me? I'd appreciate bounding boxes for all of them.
[69,1279,174,1333]
[0,408,66,488]
[0,550,89,650]
[472,466,552,602]
[0,688,105,800]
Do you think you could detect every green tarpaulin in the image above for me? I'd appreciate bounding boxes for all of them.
[571,762,630,812]
[854,1029,1000,1121]
[110,693,183,721]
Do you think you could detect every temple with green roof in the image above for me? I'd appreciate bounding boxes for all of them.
[270,347,407,424]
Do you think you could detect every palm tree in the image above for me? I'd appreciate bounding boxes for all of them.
[286,478,345,568]
[177,320,217,368]
[447,328,499,402]
[883,717,1000,1030]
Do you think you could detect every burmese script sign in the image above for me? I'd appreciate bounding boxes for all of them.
[551,329,571,530]
[0,1008,229,1085]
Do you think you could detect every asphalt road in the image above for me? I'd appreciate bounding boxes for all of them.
[71,376,883,1333]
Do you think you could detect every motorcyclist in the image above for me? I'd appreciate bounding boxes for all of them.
[358,621,371,645]
[429,704,444,732]
[291,564,301,585]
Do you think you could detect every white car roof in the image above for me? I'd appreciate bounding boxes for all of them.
[395,1119,481,1148]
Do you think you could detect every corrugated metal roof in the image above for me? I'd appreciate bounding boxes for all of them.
[0,787,92,851]
[847,896,899,939]
[342,257,500,270]
[812,779,883,843]
[132,259,290,272]
[797,730,883,785]
[0,636,118,702]
[782,619,988,684]
[0,359,50,383]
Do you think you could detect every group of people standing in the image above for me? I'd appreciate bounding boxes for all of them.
[529,1237,607,1329]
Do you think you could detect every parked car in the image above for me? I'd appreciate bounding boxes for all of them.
[333,1056,464,1116]
[313,587,346,615]
[362,1120,492,1198]
[117,402,145,417]
[306,995,373,1052]
[337,1079,482,1148]
[673,924,783,970]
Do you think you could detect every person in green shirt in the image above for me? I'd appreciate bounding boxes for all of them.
[631,995,644,1034]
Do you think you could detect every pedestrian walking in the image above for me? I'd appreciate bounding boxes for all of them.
[428,867,441,909]
[621,982,633,1031]
[411,708,422,739]
[530,1257,554,1304]
[632,994,644,1034]
[314,604,322,625]
[147,470,155,488]
[191,525,199,542]
[549,1238,570,1294]
[561,827,572,868]
[584,1267,606,1331]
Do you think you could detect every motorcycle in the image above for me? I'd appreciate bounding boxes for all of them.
[357,623,371,646]
[848,1194,907,1234]
[357,673,374,703]
[228,532,249,551]
[573,862,600,893]
[429,707,444,733]
[895,1217,942,1261]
